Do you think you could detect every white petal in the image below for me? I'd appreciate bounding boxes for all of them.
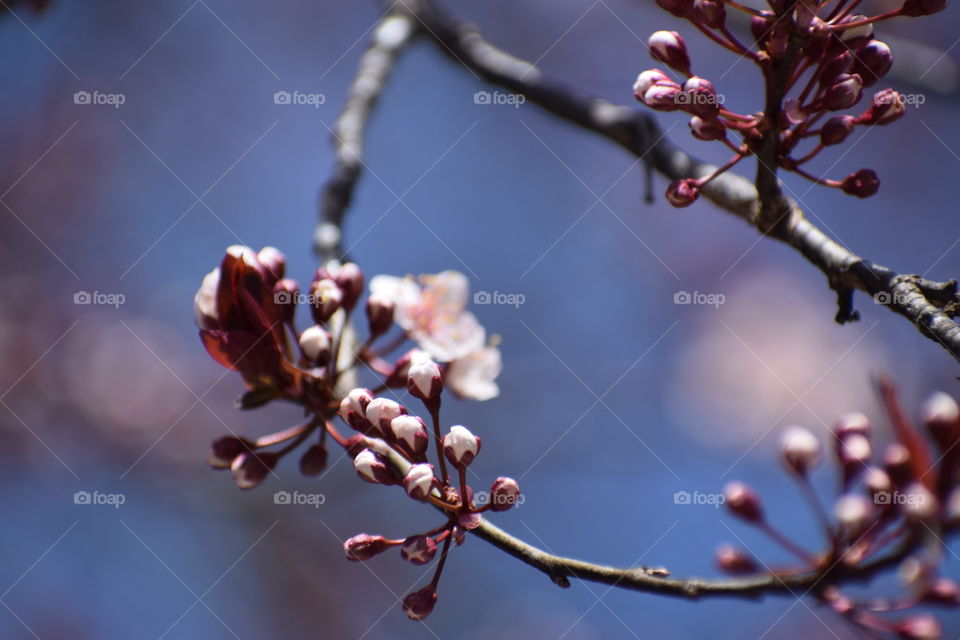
[447,346,502,401]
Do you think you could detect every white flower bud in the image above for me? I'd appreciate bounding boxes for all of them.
[299,325,331,364]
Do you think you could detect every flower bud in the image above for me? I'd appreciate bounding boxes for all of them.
[820,115,856,146]
[922,578,960,605]
[299,324,331,365]
[666,179,699,207]
[402,585,438,621]
[299,444,328,476]
[408,356,443,400]
[689,116,726,141]
[365,398,406,435]
[633,69,672,101]
[655,0,693,17]
[389,415,429,458]
[835,411,870,438]
[724,481,763,522]
[309,278,342,324]
[823,73,863,111]
[403,463,436,500]
[641,80,684,111]
[884,443,912,486]
[208,435,254,469]
[836,15,873,45]
[365,292,394,339]
[344,434,369,458]
[272,278,299,324]
[715,544,759,575]
[901,0,949,16]
[318,261,364,311]
[864,467,892,498]
[339,388,375,433]
[834,493,874,536]
[680,76,721,118]
[230,451,277,489]
[194,268,220,330]
[841,168,879,198]
[899,482,938,522]
[780,425,822,475]
[923,391,960,451]
[859,89,905,126]
[750,13,774,46]
[401,535,437,565]
[354,449,398,485]
[648,31,691,76]
[442,425,481,467]
[489,477,521,512]
[819,51,852,87]
[458,511,483,530]
[693,0,725,27]
[344,533,393,561]
[851,40,892,87]
[896,613,942,640]
[257,246,286,281]
[837,432,871,481]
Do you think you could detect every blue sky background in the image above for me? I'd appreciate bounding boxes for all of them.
[1,0,959,638]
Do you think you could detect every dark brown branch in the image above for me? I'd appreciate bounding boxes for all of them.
[395,0,960,363]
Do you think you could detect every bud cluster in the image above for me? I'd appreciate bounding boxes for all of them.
[716,382,960,637]
[194,246,514,621]
[636,0,945,207]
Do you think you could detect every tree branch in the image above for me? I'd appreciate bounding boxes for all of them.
[394,0,960,363]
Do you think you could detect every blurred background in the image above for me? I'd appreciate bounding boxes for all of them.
[1,0,958,637]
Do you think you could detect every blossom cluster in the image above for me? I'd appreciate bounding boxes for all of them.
[635,0,947,207]
[718,380,960,639]
[194,246,515,620]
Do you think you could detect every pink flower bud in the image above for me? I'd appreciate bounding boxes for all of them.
[899,482,938,521]
[864,467,892,498]
[823,73,863,111]
[402,585,438,621]
[194,268,220,330]
[230,451,277,489]
[834,493,874,536]
[403,463,436,500]
[724,481,763,522]
[851,40,893,87]
[633,69,672,101]
[442,425,481,467]
[299,444,328,476]
[407,356,443,400]
[390,415,429,458]
[884,443,912,486]
[666,179,699,207]
[339,388,375,433]
[680,76,721,118]
[354,449,398,485]
[208,435,254,469]
[896,613,942,640]
[458,511,483,530]
[344,533,393,561]
[715,544,759,575]
[923,391,960,451]
[841,168,879,198]
[859,89,906,126]
[689,116,726,141]
[648,31,692,76]
[901,0,949,16]
[489,477,521,512]
[309,278,342,324]
[401,535,437,565]
[693,0,725,27]
[838,433,871,475]
[256,246,286,281]
[835,411,870,438]
[655,0,693,18]
[299,324,332,365]
[821,115,856,145]
[272,278,299,324]
[320,261,364,311]
[922,578,960,605]
[641,80,684,111]
[780,425,822,475]
[365,397,406,435]
[365,292,394,339]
